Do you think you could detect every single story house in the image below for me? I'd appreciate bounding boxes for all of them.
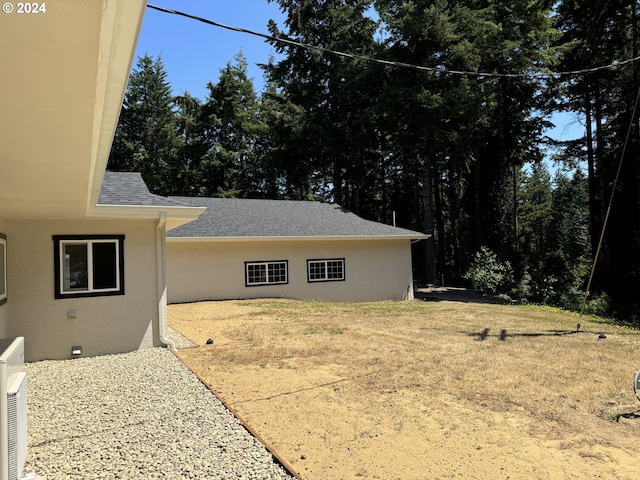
[166,197,429,303]
[0,0,427,363]
[0,0,204,362]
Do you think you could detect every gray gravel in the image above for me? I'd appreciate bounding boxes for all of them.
[167,326,196,349]
[24,347,295,480]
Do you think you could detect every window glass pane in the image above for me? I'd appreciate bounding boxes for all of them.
[0,240,6,298]
[309,261,325,280]
[247,264,267,284]
[93,242,117,290]
[327,260,344,279]
[63,244,88,291]
[268,262,287,283]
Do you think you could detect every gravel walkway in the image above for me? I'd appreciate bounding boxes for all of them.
[24,347,295,480]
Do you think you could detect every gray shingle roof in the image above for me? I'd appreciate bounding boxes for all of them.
[167,196,427,239]
[98,172,189,208]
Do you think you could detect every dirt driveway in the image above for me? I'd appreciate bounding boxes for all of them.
[169,297,640,480]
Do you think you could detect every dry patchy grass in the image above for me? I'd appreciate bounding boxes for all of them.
[172,299,639,423]
[170,298,640,479]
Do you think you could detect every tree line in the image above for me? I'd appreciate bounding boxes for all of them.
[109,0,640,322]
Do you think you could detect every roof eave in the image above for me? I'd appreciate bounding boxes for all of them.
[86,1,148,215]
[167,234,430,242]
[91,204,206,230]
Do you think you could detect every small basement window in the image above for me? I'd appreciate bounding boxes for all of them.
[0,233,6,306]
[307,258,345,282]
[53,235,125,299]
[245,260,288,286]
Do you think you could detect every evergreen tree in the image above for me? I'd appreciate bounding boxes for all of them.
[264,0,380,205]
[518,162,552,265]
[556,0,640,309]
[548,169,591,307]
[374,0,562,284]
[258,79,309,198]
[199,53,266,197]
[173,92,206,195]
[108,54,181,195]
[465,0,561,260]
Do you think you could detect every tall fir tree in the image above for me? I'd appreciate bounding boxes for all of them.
[556,0,640,308]
[548,169,591,304]
[264,0,380,205]
[173,92,206,195]
[199,52,266,197]
[108,54,181,195]
[374,0,562,284]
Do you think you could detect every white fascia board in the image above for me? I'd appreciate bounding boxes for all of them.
[90,205,206,229]
[166,234,430,243]
[86,0,148,214]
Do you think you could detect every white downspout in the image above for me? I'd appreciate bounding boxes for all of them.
[156,213,176,351]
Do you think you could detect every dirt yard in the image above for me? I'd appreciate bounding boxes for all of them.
[169,293,640,480]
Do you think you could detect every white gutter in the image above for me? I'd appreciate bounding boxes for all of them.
[156,213,176,351]
[91,204,205,217]
[90,204,205,228]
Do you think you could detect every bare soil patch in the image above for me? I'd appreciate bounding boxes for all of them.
[169,296,640,479]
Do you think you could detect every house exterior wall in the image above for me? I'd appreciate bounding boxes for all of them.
[0,217,8,338]
[166,239,415,304]
[6,218,163,361]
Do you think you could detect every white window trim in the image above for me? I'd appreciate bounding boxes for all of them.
[307,258,345,283]
[245,260,288,286]
[0,234,6,305]
[53,235,125,299]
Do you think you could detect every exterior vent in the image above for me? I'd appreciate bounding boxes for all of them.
[6,374,26,480]
[0,338,33,480]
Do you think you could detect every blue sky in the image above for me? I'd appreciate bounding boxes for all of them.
[136,1,285,99]
[135,2,583,143]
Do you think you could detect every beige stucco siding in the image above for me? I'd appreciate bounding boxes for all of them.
[6,218,162,361]
[167,239,414,303]
[0,217,7,338]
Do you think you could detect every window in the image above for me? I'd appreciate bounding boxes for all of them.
[0,233,6,306]
[307,258,345,282]
[245,260,288,286]
[53,235,125,299]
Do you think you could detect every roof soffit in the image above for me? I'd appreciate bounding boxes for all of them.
[0,0,147,220]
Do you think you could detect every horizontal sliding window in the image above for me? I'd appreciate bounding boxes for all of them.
[307,259,345,282]
[245,260,288,286]
[53,235,125,299]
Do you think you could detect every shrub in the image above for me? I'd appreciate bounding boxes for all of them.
[584,292,611,317]
[464,246,513,295]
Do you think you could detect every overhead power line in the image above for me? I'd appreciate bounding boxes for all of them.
[147,3,640,79]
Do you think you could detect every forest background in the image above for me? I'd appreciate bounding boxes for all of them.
[108,0,640,322]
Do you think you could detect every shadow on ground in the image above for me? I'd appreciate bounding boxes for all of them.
[466,327,584,341]
[415,287,508,304]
